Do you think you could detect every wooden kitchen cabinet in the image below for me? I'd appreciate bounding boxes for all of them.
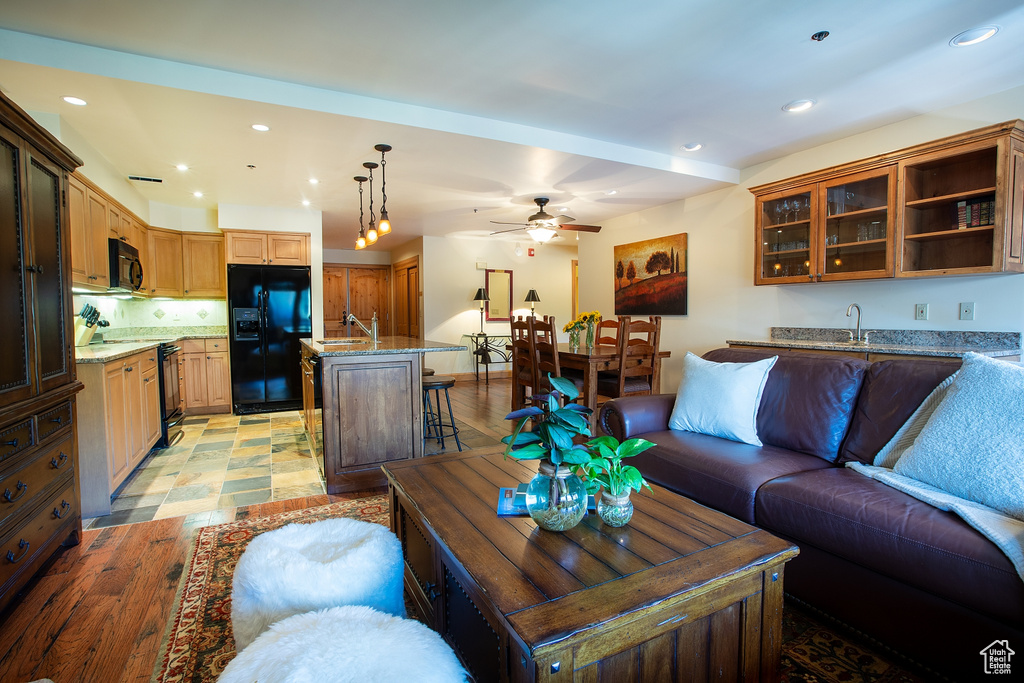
[182,338,231,413]
[0,91,83,614]
[752,120,1024,284]
[182,233,226,297]
[225,230,310,265]
[147,227,184,297]
[68,178,112,291]
[77,348,161,517]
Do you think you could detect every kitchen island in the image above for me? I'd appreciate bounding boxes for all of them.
[300,337,466,493]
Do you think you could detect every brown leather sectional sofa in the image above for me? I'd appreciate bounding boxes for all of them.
[599,347,1023,680]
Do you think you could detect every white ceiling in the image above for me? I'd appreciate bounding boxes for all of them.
[2,0,1023,250]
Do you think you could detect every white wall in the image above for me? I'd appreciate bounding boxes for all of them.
[421,236,577,375]
[578,86,1024,394]
[323,248,392,266]
[218,203,325,339]
[149,202,219,232]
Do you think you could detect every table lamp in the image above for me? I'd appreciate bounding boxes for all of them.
[473,287,489,334]
[525,289,541,316]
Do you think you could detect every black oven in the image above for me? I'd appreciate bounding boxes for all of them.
[109,238,144,293]
[158,342,184,447]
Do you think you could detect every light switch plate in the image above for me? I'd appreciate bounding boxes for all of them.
[959,302,975,321]
[914,303,929,321]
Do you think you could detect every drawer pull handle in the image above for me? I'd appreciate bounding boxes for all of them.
[51,415,65,425]
[6,539,29,563]
[53,500,71,519]
[3,437,18,448]
[51,451,69,469]
[423,581,440,601]
[3,481,27,503]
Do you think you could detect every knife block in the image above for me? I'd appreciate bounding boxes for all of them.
[74,316,98,346]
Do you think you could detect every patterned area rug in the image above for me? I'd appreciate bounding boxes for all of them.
[152,495,926,683]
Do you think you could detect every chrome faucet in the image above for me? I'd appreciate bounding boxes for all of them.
[846,303,863,343]
[348,312,379,343]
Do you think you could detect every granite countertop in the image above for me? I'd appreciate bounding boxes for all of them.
[302,337,468,357]
[74,333,229,363]
[727,327,1021,359]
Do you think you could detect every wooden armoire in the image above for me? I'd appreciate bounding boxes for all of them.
[0,91,84,613]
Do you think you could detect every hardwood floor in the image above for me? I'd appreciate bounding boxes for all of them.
[0,377,514,683]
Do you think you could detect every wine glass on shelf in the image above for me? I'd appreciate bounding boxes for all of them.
[773,202,784,227]
[791,198,804,222]
[780,200,790,224]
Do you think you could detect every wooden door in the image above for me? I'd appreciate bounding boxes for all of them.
[68,175,89,287]
[104,362,129,488]
[182,233,225,297]
[86,189,110,288]
[182,353,208,409]
[125,357,147,468]
[205,352,231,407]
[107,203,122,240]
[224,231,266,264]
[267,233,309,265]
[322,264,390,337]
[142,364,162,451]
[147,228,184,297]
[0,125,33,409]
[393,257,419,338]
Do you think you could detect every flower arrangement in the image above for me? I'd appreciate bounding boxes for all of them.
[563,311,601,347]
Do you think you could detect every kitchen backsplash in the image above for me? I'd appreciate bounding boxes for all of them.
[73,295,228,339]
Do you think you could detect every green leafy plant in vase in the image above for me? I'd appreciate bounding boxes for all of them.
[503,375,593,532]
[581,435,655,527]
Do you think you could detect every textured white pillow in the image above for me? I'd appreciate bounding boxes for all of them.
[669,352,777,446]
[873,371,958,468]
[893,353,1024,521]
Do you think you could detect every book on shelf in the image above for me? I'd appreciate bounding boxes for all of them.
[496,483,598,517]
[957,200,967,229]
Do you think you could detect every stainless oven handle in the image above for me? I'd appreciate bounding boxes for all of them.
[163,346,182,355]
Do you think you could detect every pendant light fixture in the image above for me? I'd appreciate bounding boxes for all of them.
[354,175,368,249]
[363,161,379,245]
[375,144,392,235]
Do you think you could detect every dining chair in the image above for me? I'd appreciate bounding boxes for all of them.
[531,316,585,401]
[596,316,662,399]
[510,316,536,411]
[595,318,621,347]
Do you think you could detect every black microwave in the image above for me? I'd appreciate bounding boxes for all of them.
[108,238,144,293]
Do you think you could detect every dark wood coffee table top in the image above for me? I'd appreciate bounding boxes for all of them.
[385,447,798,663]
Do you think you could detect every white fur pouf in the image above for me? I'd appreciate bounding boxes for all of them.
[230,518,405,651]
[218,606,467,683]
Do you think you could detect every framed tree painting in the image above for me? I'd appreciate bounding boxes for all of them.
[613,233,687,315]
[485,269,513,321]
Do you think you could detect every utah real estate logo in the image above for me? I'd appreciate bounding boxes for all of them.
[980,640,1014,675]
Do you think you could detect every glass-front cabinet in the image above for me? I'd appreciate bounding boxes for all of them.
[754,166,894,285]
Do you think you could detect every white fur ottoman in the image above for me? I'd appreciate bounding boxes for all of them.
[218,606,467,683]
[231,518,405,651]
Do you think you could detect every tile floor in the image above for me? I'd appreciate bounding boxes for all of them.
[85,410,324,529]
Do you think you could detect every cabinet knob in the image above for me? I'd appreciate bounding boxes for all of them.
[268,259,273,263]
[184,290,189,294]
[816,273,823,281]
[125,366,133,372]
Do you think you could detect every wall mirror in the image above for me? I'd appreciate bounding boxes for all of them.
[484,269,512,321]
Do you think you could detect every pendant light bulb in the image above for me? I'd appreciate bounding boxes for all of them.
[356,229,367,249]
[378,209,391,235]
[366,223,378,244]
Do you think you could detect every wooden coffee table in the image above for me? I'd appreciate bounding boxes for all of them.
[384,448,798,683]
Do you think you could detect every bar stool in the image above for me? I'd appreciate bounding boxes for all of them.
[422,375,462,452]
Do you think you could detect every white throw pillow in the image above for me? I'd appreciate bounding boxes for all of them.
[873,371,958,469]
[893,352,1024,521]
[668,352,777,446]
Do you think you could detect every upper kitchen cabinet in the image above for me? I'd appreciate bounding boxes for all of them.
[225,230,310,266]
[147,227,184,297]
[68,175,111,291]
[899,126,1024,276]
[182,233,226,298]
[751,120,1024,284]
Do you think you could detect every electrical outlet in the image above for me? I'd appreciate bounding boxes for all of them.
[914,303,929,321]
[959,302,975,321]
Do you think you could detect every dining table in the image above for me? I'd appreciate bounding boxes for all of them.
[556,343,671,429]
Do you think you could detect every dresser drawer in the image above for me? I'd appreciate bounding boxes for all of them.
[205,338,228,353]
[0,420,34,462]
[36,402,73,443]
[0,435,73,529]
[140,350,159,374]
[0,480,77,590]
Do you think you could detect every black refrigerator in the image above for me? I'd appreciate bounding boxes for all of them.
[228,264,312,414]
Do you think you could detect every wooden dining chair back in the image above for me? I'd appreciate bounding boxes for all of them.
[529,315,561,393]
[510,316,536,411]
[595,318,621,347]
[598,316,662,399]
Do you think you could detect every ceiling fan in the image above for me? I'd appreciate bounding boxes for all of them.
[489,197,602,242]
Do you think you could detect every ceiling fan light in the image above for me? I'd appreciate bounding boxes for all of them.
[527,226,557,243]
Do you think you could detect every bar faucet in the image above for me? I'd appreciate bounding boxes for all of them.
[846,303,863,343]
[348,312,379,343]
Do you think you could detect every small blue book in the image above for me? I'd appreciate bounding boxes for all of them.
[496,483,529,516]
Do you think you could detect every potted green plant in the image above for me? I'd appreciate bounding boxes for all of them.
[581,435,655,527]
[503,375,593,531]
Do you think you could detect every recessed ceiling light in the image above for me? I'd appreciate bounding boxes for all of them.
[604,190,618,195]
[950,26,998,47]
[251,124,270,132]
[558,207,569,212]
[176,163,189,171]
[62,96,87,106]
[193,191,203,198]
[309,178,319,185]
[681,142,703,152]
[302,200,311,207]
[782,99,816,113]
